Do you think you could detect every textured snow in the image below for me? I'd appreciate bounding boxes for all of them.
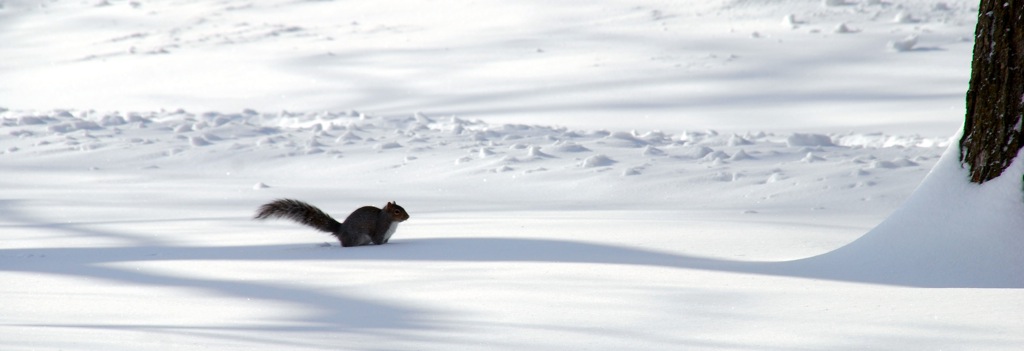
[2,1,1022,351]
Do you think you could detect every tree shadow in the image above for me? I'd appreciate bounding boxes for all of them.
[2,242,456,348]
[351,238,1023,288]
[3,195,1019,350]
[0,198,446,348]
[278,28,963,127]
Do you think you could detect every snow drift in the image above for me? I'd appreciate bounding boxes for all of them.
[790,133,1024,288]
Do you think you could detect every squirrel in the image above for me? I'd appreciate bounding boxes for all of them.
[254,199,410,247]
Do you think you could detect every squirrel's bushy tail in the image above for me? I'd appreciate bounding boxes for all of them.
[254,199,341,234]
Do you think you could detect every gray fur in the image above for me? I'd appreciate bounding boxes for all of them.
[254,199,410,247]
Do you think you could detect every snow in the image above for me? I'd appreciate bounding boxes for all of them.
[789,130,1024,287]
[0,0,976,135]
[2,1,1023,350]
[888,35,920,52]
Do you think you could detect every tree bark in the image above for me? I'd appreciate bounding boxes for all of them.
[959,0,1024,184]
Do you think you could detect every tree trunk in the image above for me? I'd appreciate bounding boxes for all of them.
[959,0,1024,184]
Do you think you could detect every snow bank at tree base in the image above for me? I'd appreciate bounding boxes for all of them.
[790,130,1024,288]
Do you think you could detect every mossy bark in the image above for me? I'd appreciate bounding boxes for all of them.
[960,0,1024,184]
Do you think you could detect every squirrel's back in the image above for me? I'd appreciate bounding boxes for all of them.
[343,202,409,245]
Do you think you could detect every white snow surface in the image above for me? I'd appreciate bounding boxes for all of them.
[1,0,976,134]
[2,1,1023,350]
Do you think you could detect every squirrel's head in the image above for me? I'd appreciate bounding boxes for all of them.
[384,201,410,222]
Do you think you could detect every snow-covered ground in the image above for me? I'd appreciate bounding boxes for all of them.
[2,0,975,134]
[2,1,1022,350]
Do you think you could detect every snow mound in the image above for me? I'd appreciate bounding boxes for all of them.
[888,35,919,52]
[729,149,755,161]
[786,133,834,147]
[833,23,856,34]
[526,146,553,158]
[550,141,590,153]
[580,154,616,168]
[641,145,666,157]
[791,133,1024,288]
